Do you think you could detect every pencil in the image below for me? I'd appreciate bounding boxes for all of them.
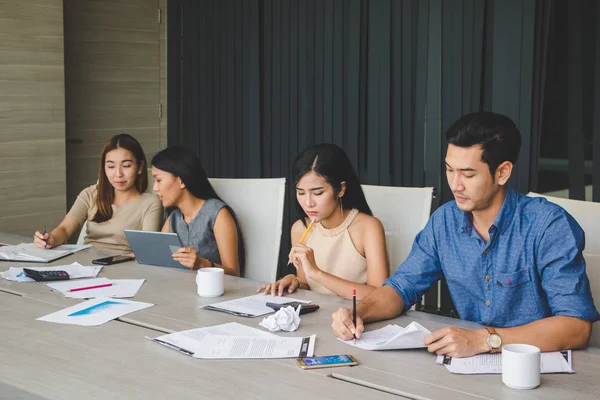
[299,218,316,244]
[66,283,113,292]
[353,288,357,343]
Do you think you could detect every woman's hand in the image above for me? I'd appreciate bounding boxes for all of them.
[33,231,55,249]
[288,243,320,279]
[172,246,212,270]
[257,274,300,296]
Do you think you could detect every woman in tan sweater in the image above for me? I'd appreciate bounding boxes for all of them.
[33,134,162,254]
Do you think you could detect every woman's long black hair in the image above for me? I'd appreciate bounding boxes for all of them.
[152,146,245,274]
[292,143,372,224]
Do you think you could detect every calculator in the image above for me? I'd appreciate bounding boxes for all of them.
[266,301,320,315]
[23,268,70,282]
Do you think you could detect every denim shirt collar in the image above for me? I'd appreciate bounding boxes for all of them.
[459,186,518,236]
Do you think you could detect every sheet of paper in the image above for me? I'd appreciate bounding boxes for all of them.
[151,322,277,356]
[53,244,93,253]
[0,262,103,282]
[192,334,316,359]
[0,243,71,262]
[201,294,312,317]
[37,296,153,326]
[46,278,144,299]
[340,321,431,350]
[436,350,574,374]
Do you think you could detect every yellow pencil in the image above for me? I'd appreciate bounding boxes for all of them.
[299,218,316,244]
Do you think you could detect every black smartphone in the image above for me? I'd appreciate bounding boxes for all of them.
[92,255,135,265]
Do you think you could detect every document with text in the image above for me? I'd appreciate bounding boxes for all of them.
[341,321,431,350]
[0,243,91,263]
[436,350,574,374]
[151,322,277,356]
[151,322,315,359]
[201,294,312,317]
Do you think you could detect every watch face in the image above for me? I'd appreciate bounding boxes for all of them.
[489,333,502,348]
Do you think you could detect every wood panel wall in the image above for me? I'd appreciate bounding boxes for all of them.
[63,0,165,208]
[0,0,66,236]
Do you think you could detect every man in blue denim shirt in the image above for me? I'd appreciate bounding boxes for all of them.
[332,112,599,357]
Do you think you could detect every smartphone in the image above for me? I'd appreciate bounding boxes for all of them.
[92,255,135,265]
[296,354,359,369]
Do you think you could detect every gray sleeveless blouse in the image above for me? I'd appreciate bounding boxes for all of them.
[169,198,226,265]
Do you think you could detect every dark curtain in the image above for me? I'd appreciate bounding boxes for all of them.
[168,0,552,315]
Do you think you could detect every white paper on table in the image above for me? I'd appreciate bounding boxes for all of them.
[436,350,574,374]
[340,321,431,350]
[201,294,312,317]
[46,278,144,299]
[150,322,277,356]
[192,333,316,359]
[53,244,93,253]
[37,296,153,326]
[0,262,103,282]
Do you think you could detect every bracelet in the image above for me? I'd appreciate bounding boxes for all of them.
[295,276,303,289]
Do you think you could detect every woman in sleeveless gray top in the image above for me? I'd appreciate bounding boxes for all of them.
[151,147,244,276]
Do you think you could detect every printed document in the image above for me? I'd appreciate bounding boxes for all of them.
[201,294,312,317]
[0,262,102,282]
[37,296,153,326]
[151,321,315,359]
[341,321,431,350]
[437,350,574,374]
[151,322,277,355]
[46,278,145,299]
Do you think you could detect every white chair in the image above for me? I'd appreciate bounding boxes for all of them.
[528,192,600,256]
[362,185,434,275]
[528,192,600,346]
[209,177,286,283]
[582,253,600,347]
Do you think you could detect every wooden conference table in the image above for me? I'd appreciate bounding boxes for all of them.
[1,237,599,400]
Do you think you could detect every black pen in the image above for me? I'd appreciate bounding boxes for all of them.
[42,226,48,248]
[352,288,357,343]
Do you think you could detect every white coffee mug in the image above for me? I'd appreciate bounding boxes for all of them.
[196,267,224,297]
[502,344,541,390]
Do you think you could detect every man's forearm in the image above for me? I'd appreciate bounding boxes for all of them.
[496,316,592,352]
[357,285,405,323]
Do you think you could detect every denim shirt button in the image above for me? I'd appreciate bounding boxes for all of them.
[486,300,491,306]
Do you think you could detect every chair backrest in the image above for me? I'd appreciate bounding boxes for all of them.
[582,253,600,347]
[209,177,286,283]
[527,192,600,256]
[362,185,434,274]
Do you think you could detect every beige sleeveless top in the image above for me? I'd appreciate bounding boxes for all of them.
[305,208,368,296]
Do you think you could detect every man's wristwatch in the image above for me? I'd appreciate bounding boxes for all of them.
[486,327,502,353]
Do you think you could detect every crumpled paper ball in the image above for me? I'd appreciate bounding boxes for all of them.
[259,305,301,332]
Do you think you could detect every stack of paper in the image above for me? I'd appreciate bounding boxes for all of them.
[0,262,102,282]
[340,321,431,350]
[46,278,145,299]
[0,243,91,262]
[151,322,315,359]
[437,350,574,374]
[201,294,312,317]
[37,296,153,326]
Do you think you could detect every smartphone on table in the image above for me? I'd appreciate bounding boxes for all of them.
[92,254,135,265]
[296,354,359,369]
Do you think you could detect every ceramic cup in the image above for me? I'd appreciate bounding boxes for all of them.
[502,344,541,390]
[196,267,224,297]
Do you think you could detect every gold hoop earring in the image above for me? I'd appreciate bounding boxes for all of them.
[340,196,344,217]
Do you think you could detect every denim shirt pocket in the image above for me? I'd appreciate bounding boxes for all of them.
[496,268,540,324]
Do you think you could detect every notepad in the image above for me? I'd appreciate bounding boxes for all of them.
[340,321,431,350]
[0,243,91,263]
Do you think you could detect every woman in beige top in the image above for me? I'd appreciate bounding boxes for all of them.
[258,143,389,300]
[33,134,162,254]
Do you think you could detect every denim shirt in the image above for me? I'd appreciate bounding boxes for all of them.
[384,187,600,327]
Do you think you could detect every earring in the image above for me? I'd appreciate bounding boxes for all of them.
[340,196,344,217]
